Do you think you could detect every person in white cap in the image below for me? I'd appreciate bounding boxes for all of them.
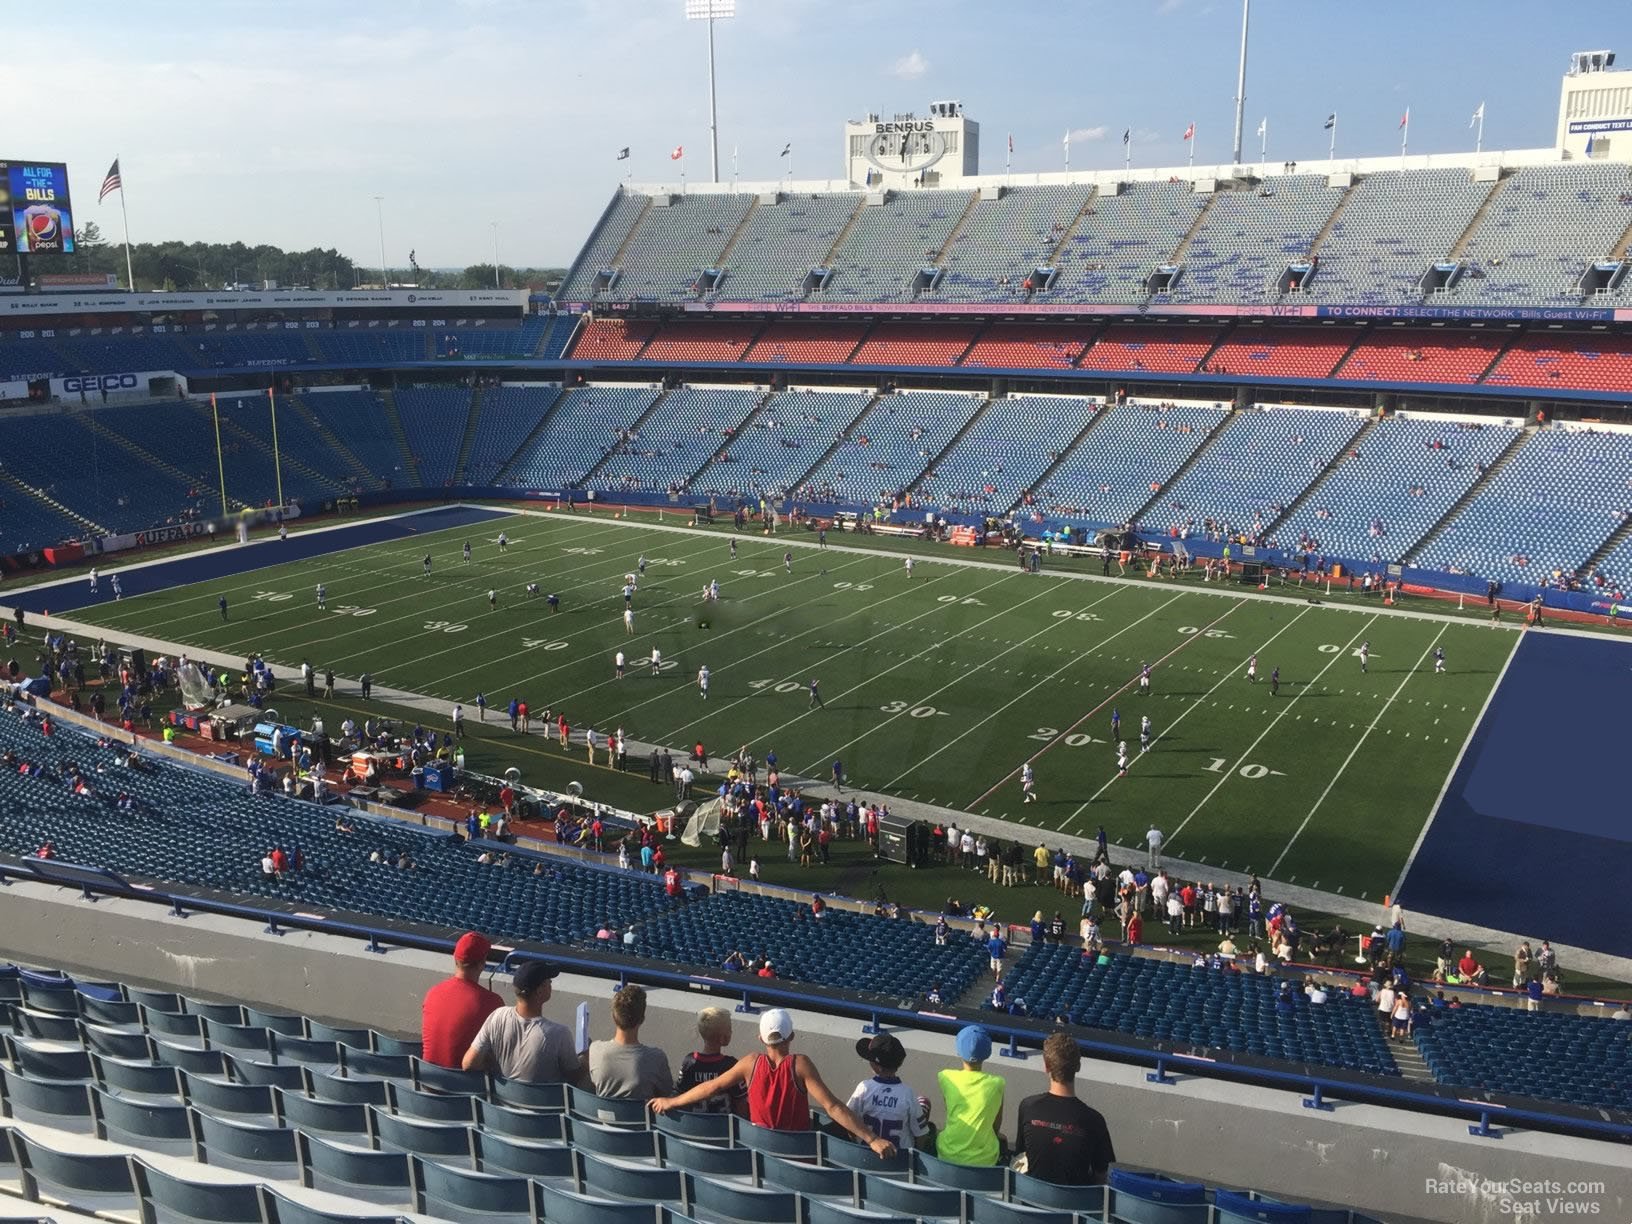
[649,1008,898,1159]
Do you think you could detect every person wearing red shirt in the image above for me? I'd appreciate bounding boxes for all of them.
[1457,950,1480,980]
[422,932,503,1068]
[1126,912,1144,946]
[663,866,681,897]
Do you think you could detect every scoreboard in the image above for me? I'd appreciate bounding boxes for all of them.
[0,160,75,256]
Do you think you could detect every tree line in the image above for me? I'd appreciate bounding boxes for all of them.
[53,223,563,294]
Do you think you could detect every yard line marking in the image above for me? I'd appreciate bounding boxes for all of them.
[1389,629,1525,904]
[1268,623,1449,877]
[639,571,1005,744]
[1060,605,1314,825]
[1166,615,1378,848]
[768,583,1100,772]
[894,590,1201,799]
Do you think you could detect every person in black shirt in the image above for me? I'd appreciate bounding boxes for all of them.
[1017,1032,1115,1185]
[674,1007,747,1117]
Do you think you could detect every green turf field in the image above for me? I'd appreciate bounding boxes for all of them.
[70,509,1519,903]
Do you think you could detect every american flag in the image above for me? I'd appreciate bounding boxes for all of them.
[98,159,122,203]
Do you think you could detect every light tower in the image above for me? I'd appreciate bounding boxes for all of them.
[684,0,735,184]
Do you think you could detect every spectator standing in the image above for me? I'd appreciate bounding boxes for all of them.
[937,1025,1005,1167]
[649,1009,897,1159]
[421,932,503,1068]
[461,961,586,1086]
[588,985,673,1101]
[1016,1032,1116,1184]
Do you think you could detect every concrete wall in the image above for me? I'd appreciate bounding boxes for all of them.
[2,878,1628,1224]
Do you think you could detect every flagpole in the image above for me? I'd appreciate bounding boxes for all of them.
[114,161,135,292]
[731,145,738,193]
[1188,123,1195,169]
[1259,118,1267,176]
[1328,114,1337,163]
[1124,131,1131,175]
[1005,134,1011,181]
[1401,109,1409,161]
[210,393,229,516]
[267,386,284,510]
[1474,103,1485,154]
[1064,131,1070,173]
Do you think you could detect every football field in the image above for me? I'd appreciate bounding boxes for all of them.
[55,508,1519,903]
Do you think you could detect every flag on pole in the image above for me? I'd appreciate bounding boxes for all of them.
[1399,109,1409,129]
[1469,102,1485,127]
[1323,113,1336,130]
[1182,122,1195,141]
[779,143,791,157]
[616,147,630,160]
[670,145,684,160]
[1122,129,1130,144]
[1063,129,1070,151]
[1007,132,1013,154]
[98,159,122,202]
[1256,117,1267,138]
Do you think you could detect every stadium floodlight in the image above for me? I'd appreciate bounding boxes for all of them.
[684,0,735,184]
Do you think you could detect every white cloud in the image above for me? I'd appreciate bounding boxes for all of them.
[1067,126,1108,143]
[889,49,928,80]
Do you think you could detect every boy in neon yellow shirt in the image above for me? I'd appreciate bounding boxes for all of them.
[936,1025,1005,1166]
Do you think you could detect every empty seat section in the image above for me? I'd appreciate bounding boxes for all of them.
[998,944,1400,1076]
[743,320,868,364]
[464,385,561,484]
[392,388,470,487]
[1077,325,1218,374]
[929,184,1096,301]
[850,322,979,367]
[1306,170,1493,304]
[590,388,761,494]
[1205,328,1353,380]
[1166,176,1342,304]
[1414,1002,1632,1109]
[822,192,976,302]
[915,395,1097,514]
[1278,414,1520,561]
[1484,332,1632,393]
[689,390,872,501]
[960,324,1091,369]
[1149,406,1366,542]
[313,326,427,364]
[569,318,659,362]
[1451,163,1632,306]
[212,395,347,505]
[1051,181,1207,303]
[1413,426,1632,585]
[796,391,986,506]
[298,391,406,486]
[639,322,759,363]
[1335,329,1504,384]
[718,194,864,301]
[556,192,652,300]
[501,385,660,489]
[1036,400,1229,529]
[434,317,548,359]
[610,194,754,301]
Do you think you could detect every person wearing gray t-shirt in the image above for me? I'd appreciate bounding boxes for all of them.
[588,984,674,1100]
[462,960,586,1086]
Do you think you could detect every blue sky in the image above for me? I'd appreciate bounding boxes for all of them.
[20,0,1629,266]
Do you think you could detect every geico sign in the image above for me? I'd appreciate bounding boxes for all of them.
[62,374,140,393]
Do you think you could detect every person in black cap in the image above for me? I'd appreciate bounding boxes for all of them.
[845,1033,933,1152]
[461,960,586,1085]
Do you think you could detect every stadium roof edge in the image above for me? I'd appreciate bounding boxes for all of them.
[623,144,1624,196]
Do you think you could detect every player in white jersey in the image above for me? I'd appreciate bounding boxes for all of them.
[614,651,625,679]
[315,583,327,610]
[1247,654,1257,683]
[905,557,915,579]
[697,665,710,699]
[622,583,635,607]
[846,1035,930,1151]
[1359,640,1369,673]
[708,579,719,601]
[497,531,509,552]
[624,607,635,635]
[487,589,497,611]
[109,574,122,600]
[1140,715,1152,753]
[650,647,662,675]
[1117,740,1129,776]
[1433,645,1445,674]
[1021,761,1036,803]
[88,568,99,594]
[1139,661,1151,693]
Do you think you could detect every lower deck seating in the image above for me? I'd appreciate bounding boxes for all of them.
[1037,401,1229,528]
